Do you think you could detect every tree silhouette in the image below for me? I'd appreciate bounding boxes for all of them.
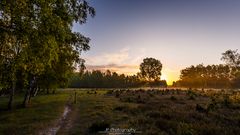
[221,49,240,67]
[178,64,231,88]
[68,69,167,88]
[221,49,240,88]
[139,57,162,81]
[176,50,240,88]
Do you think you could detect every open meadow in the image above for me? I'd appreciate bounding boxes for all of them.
[1,88,240,135]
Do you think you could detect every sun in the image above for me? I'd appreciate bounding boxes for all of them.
[161,73,175,85]
[161,74,168,82]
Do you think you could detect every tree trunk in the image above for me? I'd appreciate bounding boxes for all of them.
[8,80,16,110]
[22,76,36,107]
[47,88,49,94]
[33,87,39,97]
[28,87,34,104]
[22,89,30,108]
[7,87,14,110]
[28,94,32,104]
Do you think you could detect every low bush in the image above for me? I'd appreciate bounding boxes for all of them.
[196,104,207,113]
[170,96,177,100]
[88,121,110,133]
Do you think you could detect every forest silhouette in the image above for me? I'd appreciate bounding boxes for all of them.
[69,50,240,89]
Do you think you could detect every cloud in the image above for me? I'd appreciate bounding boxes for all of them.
[86,64,179,84]
[84,46,147,65]
[83,47,180,83]
[83,47,148,75]
[85,47,130,65]
[86,64,139,75]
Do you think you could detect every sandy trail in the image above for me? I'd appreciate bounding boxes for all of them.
[39,104,72,135]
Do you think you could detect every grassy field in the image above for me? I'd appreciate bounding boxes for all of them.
[0,90,71,135]
[0,88,240,135]
[65,89,240,135]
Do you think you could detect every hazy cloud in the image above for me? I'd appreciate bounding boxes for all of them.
[85,47,130,65]
[83,47,148,75]
[86,64,139,75]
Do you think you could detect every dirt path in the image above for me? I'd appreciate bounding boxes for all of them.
[39,94,74,135]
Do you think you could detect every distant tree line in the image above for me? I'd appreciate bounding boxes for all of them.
[68,70,167,88]
[174,50,240,88]
[175,64,234,88]
[68,57,167,88]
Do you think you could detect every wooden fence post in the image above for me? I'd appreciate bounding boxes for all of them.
[74,91,77,104]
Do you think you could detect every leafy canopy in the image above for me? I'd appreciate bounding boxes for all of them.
[0,0,95,91]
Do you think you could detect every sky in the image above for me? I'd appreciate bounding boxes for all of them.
[73,0,240,85]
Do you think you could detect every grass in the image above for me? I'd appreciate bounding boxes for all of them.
[0,88,240,135]
[0,90,71,135]
[67,89,240,135]
[65,90,139,135]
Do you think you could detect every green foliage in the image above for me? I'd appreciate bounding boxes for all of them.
[187,90,196,100]
[177,122,196,135]
[0,90,70,134]
[1,89,239,134]
[0,0,95,108]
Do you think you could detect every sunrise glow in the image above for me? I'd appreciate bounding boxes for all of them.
[75,0,240,86]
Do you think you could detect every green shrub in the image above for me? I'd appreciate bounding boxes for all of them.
[106,90,113,95]
[114,105,130,112]
[177,122,196,135]
[146,111,161,118]
[115,92,120,98]
[188,95,195,100]
[196,104,207,113]
[207,103,216,112]
[170,96,177,100]
[187,90,196,100]
[155,118,177,133]
[223,96,231,107]
[88,121,110,133]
